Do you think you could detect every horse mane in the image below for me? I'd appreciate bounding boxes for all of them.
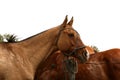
[0,31,46,44]
[20,30,48,42]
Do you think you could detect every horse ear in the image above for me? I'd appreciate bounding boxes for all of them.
[68,16,73,26]
[60,15,68,28]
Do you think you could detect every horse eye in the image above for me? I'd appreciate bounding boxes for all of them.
[68,33,74,38]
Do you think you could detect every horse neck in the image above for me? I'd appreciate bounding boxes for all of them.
[17,27,59,70]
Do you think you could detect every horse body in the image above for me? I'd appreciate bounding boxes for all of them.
[0,29,58,80]
[0,16,89,80]
[0,24,61,80]
[76,48,120,80]
[36,48,120,80]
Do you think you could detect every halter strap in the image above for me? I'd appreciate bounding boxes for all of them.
[63,46,86,56]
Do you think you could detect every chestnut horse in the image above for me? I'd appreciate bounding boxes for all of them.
[34,46,94,80]
[0,16,89,80]
[35,48,120,80]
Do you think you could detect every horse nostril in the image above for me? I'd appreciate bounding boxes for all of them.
[82,50,89,59]
[83,51,87,57]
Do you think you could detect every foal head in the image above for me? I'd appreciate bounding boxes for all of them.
[56,16,89,63]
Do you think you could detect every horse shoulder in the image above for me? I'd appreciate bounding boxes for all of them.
[0,43,34,80]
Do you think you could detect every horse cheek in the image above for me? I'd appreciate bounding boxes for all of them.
[57,38,70,51]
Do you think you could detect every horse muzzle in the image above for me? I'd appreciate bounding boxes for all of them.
[74,49,90,63]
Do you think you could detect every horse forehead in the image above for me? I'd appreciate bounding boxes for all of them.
[63,28,78,35]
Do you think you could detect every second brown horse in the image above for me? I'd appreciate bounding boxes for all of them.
[35,48,120,80]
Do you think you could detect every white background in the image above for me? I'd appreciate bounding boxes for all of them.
[0,0,120,51]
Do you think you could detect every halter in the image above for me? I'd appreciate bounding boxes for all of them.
[55,27,86,57]
[63,46,86,56]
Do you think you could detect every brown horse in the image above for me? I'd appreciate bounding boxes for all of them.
[0,16,89,80]
[35,48,120,80]
[34,46,95,80]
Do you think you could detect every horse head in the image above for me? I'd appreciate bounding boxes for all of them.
[56,15,89,63]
